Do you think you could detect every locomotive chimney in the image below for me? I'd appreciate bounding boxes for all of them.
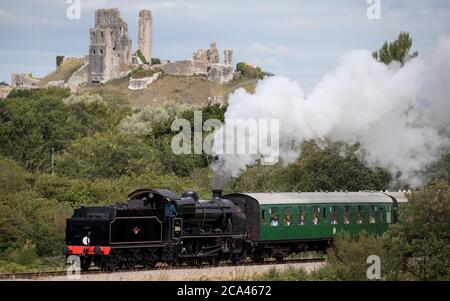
[212,189,222,200]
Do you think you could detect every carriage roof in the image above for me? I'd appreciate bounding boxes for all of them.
[239,191,408,205]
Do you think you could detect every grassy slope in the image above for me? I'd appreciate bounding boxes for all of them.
[78,74,258,108]
[39,58,84,87]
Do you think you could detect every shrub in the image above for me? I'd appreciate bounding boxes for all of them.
[56,55,65,68]
[151,57,161,65]
[136,50,147,64]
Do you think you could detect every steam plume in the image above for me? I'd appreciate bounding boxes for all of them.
[212,36,450,187]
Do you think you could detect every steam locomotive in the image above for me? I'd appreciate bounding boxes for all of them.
[65,188,407,270]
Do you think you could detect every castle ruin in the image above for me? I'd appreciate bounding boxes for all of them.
[9,7,236,91]
[138,10,152,64]
[161,42,235,84]
[88,8,132,83]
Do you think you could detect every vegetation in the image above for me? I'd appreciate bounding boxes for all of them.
[151,57,161,65]
[56,55,65,68]
[0,32,448,276]
[136,50,148,64]
[39,57,84,87]
[236,62,270,79]
[372,31,418,66]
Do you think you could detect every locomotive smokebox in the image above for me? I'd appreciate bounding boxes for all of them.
[212,189,222,200]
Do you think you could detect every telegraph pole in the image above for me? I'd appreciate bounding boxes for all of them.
[51,147,55,175]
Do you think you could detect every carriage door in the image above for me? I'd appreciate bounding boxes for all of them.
[172,218,183,239]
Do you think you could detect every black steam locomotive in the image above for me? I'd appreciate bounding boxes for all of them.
[65,189,251,270]
[65,188,406,270]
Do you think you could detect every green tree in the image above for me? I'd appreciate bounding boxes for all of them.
[372,31,418,66]
[55,131,161,180]
[383,180,450,280]
[229,142,391,192]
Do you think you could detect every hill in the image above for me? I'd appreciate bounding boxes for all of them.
[78,73,258,108]
[39,58,84,87]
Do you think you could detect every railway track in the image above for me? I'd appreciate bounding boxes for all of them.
[0,257,326,280]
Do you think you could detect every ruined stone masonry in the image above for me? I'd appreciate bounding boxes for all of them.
[138,10,152,64]
[10,73,40,89]
[9,8,236,92]
[162,42,235,84]
[88,8,132,83]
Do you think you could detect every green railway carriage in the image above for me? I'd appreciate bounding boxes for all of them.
[225,191,408,260]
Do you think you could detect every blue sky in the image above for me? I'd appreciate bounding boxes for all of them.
[1,0,449,90]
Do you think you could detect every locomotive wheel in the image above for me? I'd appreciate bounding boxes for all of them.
[125,250,141,269]
[142,249,158,268]
[207,257,218,266]
[102,256,120,270]
[275,256,284,262]
[231,255,243,265]
[251,254,263,263]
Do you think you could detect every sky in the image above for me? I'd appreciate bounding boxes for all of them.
[0,0,449,90]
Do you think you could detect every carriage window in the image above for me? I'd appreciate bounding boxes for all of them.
[330,206,339,224]
[344,206,352,224]
[379,207,384,223]
[269,207,279,227]
[369,205,377,224]
[311,207,320,225]
[386,206,392,224]
[283,208,292,226]
[261,209,267,224]
[322,207,328,224]
[298,207,306,226]
[357,206,365,224]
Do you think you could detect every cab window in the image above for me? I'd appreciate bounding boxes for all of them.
[283,208,292,226]
[269,207,279,227]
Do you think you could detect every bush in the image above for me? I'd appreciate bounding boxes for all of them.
[383,180,450,280]
[6,241,40,266]
[151,57,161,65]
[136,50,147,64]
[55,131,161,180]
[236,62,264,79]
[56,55,65,68]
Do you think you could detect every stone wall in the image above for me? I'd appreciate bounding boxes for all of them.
[161,60,208,76]
[66,63,90,92]
[208,64,234,84]
[128,72,161,90]
[10,73,40,89]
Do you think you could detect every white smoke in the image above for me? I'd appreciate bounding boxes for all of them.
[213,36,450,186]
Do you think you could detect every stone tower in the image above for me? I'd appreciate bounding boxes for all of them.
[138,10,152,64]
[224,49,233,65]
[206,42,220,64]
[88,8,132,83]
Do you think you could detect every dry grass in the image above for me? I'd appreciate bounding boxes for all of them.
[39,58,84,87]
[78,74,258,109]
